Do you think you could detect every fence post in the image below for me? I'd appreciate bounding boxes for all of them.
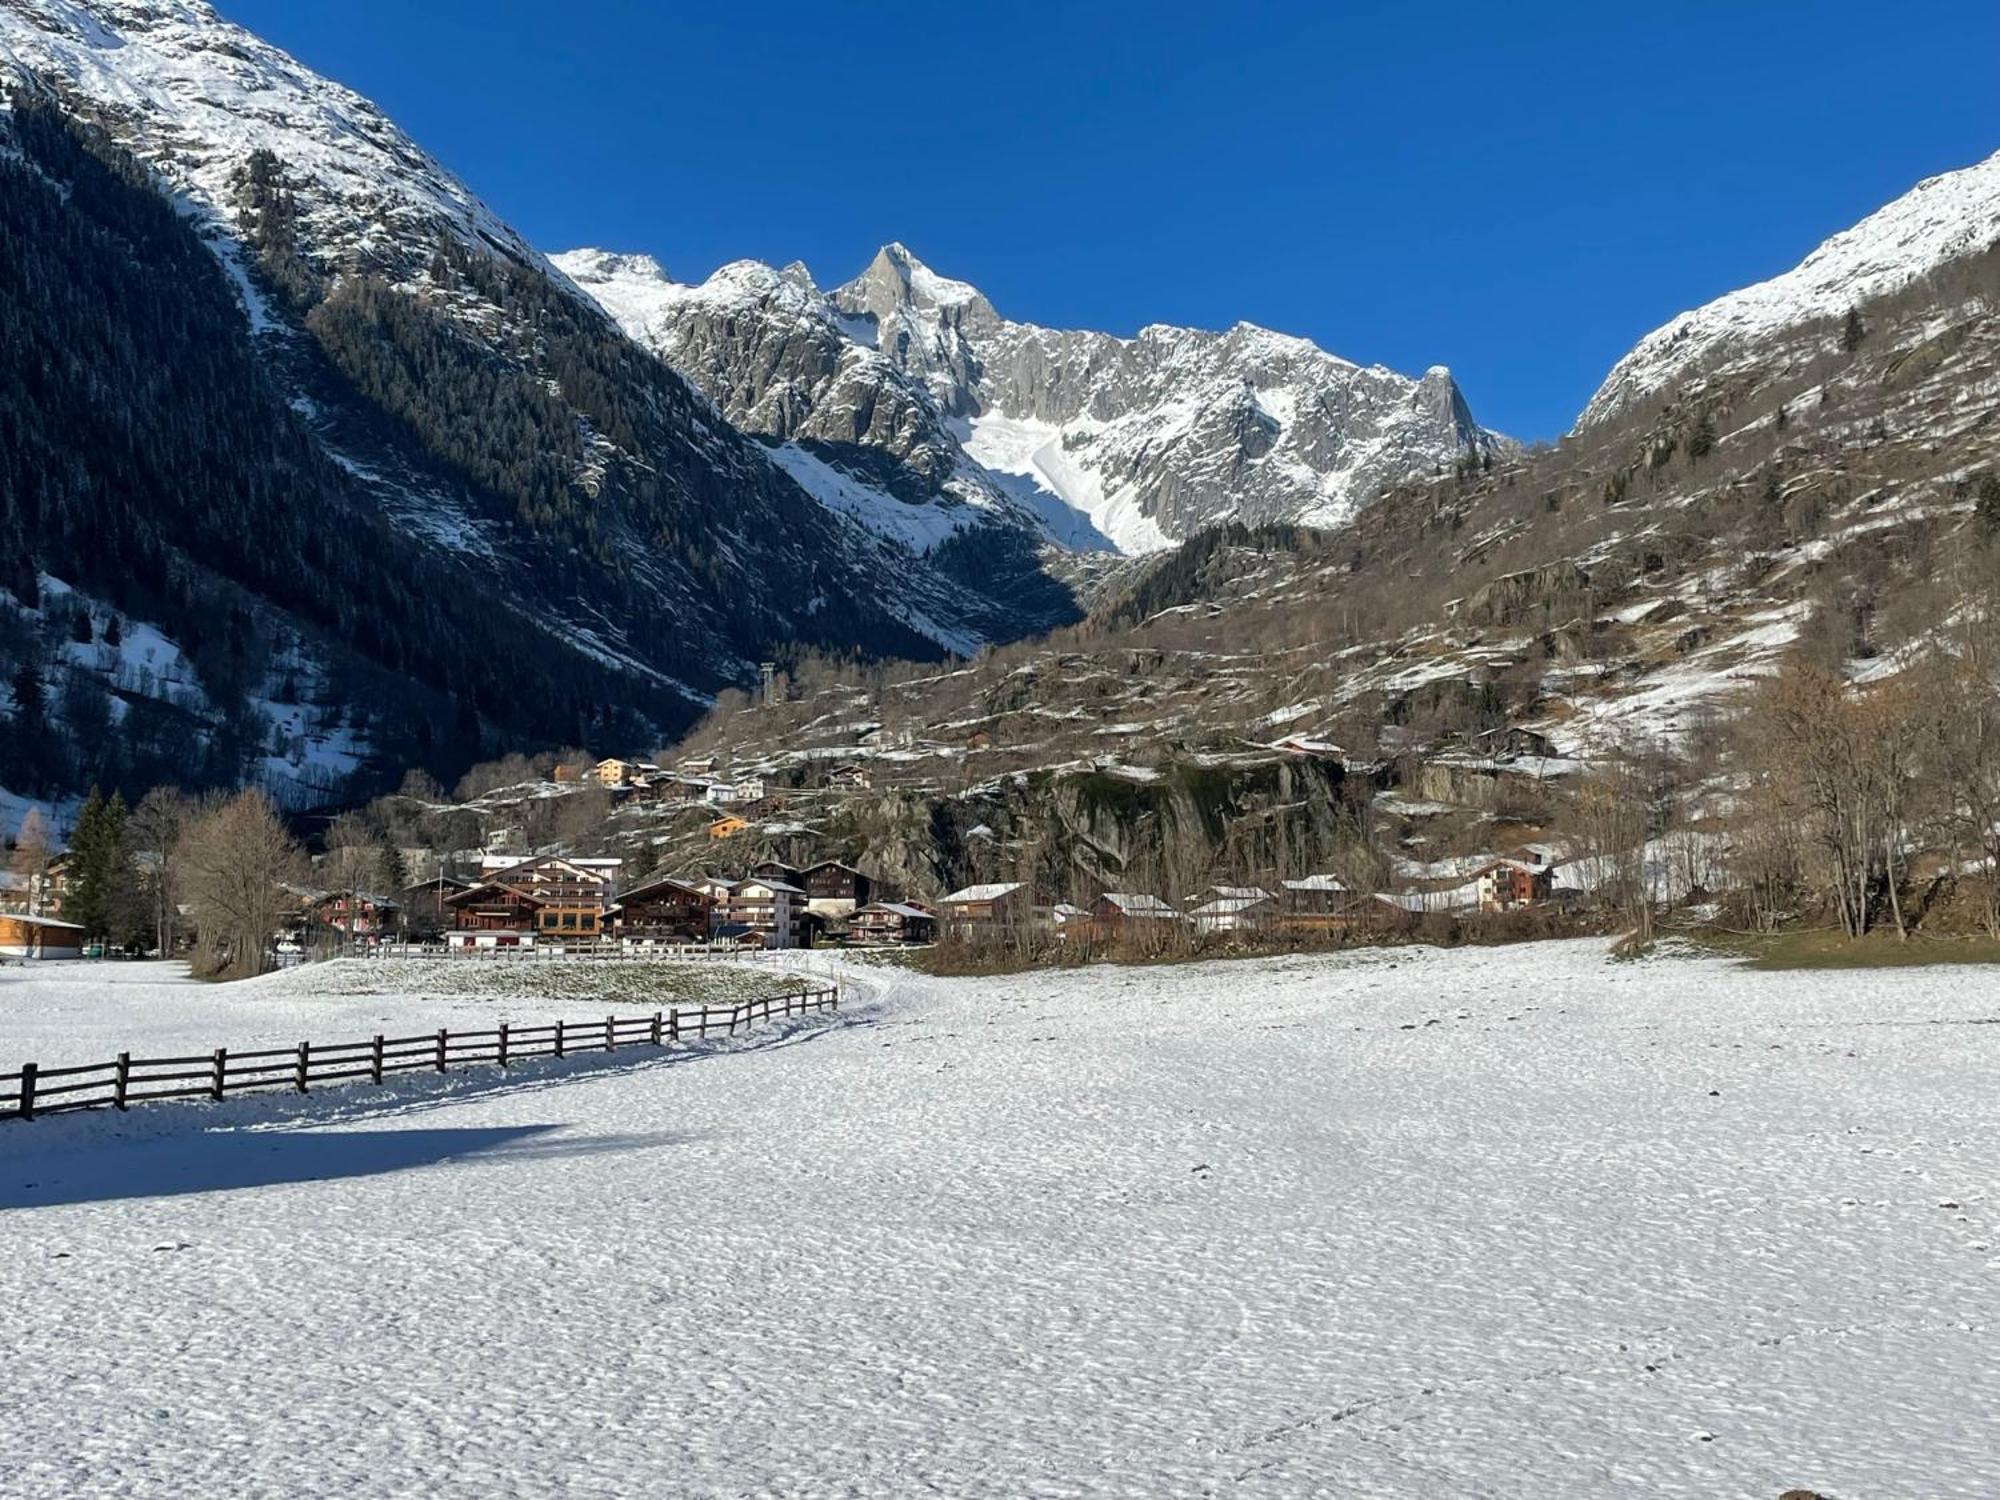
[296,1041,309,1093]
[668,1008,680,1043]
[115,1051,130,1110]
[371,1034,384,1086]
[498,1022,509,1069]
[555,1019,565,1059]
[436,1028,448,1073]
[212,1048,226,1102]
[650,1010,663,1047]
[605,1014,615,1053]
[19,1061,36,1121]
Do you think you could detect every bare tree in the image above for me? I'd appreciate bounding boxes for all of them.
[181,790,302,979]
[127,787,200,956]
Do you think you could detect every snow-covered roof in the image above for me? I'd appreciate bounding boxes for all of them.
[1101,892,1177,917]
[860,902,934,921]
[0,913,86,931]
[1281,874,1348,892]
[942,882,1023,904]
[1207,885,1272,901]
[1189,895,1272,917]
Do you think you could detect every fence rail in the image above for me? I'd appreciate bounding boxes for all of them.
[0,984,839,1122]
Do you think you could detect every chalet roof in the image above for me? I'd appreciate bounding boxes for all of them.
[1207,884,1272,902]
[1190,894,1274,917]
[0,912,86,931]
[858,901,933,921]
[1281,874,1349,892]
[443,881,549,907]
[941,882,1023,904]
[736,878,805,896]
[1475,858,1546,877]
[801,859,867,878]
[404,875,472,894]
[1101,892,1177,917]
[615,875,712,904]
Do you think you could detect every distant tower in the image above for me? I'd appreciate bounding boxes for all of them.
[759,661,776,705]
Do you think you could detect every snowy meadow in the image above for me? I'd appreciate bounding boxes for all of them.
[1,940,1995,1498]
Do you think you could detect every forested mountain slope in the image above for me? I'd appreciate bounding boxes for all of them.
[0,0,1078,815]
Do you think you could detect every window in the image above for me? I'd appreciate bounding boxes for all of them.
[542,913,558,929]
[562,913,577,929]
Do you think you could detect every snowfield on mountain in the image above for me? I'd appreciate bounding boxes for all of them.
[3,939,1995,1499]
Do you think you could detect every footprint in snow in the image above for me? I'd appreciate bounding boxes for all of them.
[151,1241,191,1253]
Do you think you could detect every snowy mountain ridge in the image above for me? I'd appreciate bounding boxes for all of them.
[1581,146,2000,427]
[559,241,1502,556]
[0,0,540,291]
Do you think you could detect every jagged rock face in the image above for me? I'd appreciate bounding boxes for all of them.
[553,251,964,504]
[562,239,1501,557]
[1580,147,2000,428]
[835,244,1501,551]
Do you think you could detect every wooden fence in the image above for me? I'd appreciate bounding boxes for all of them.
[0,984,839,1122]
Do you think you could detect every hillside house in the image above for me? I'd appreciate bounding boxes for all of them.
[611,876,715,943]
[1279,874,1349,911]
[1473,725,1561,760]
[1094,892,1179,926]
[704,777,765,805]
[1475,858,1555,913]
[679,754,720,775]
[686,875,739,905]
[849,901,936,946]
[939,882,1026,932]
[707,815,749,841]
[727,878,806,949]
[309,890,400,937]
[0,912,85,958]
[592,758,653,788]
[800,859,873,917]
[827,764,873,791]
[442,882,545,946]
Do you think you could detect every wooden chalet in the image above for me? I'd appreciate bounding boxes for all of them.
[1279,874,1350,913]
[1093,892,1178,926]
[939,881,1025,932]
[826,763,873,791]
[442,882,546,945]
[800,859,872,916]
[309,890,400,937]
[849,901,936,946]
[749,859,804,887]
[0,912,85,959]
[1475,859,1555,913]
[448,855,618,944]
[1186,892,1277,934]
[610,876,715,943]
[708,815,749,841]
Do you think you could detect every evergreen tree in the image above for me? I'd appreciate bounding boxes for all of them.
[1688,412,1717,460]
[375,838,408,897]
[1842,306,1866,353]
[65,786,130,946]
[1976,474,2000,540]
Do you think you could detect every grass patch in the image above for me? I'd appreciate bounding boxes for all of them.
[263,959,812,1008]
[1687,928,2000,970]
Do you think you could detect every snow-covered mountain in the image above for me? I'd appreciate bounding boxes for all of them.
[558,242,1501,556]
[1581,147,2000,427]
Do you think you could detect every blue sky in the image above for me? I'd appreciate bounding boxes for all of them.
[221,1,2000,438]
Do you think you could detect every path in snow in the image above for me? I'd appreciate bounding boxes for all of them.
[1,939,1995,1498]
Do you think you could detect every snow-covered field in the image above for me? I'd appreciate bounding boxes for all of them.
[2,939,1996,1498]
